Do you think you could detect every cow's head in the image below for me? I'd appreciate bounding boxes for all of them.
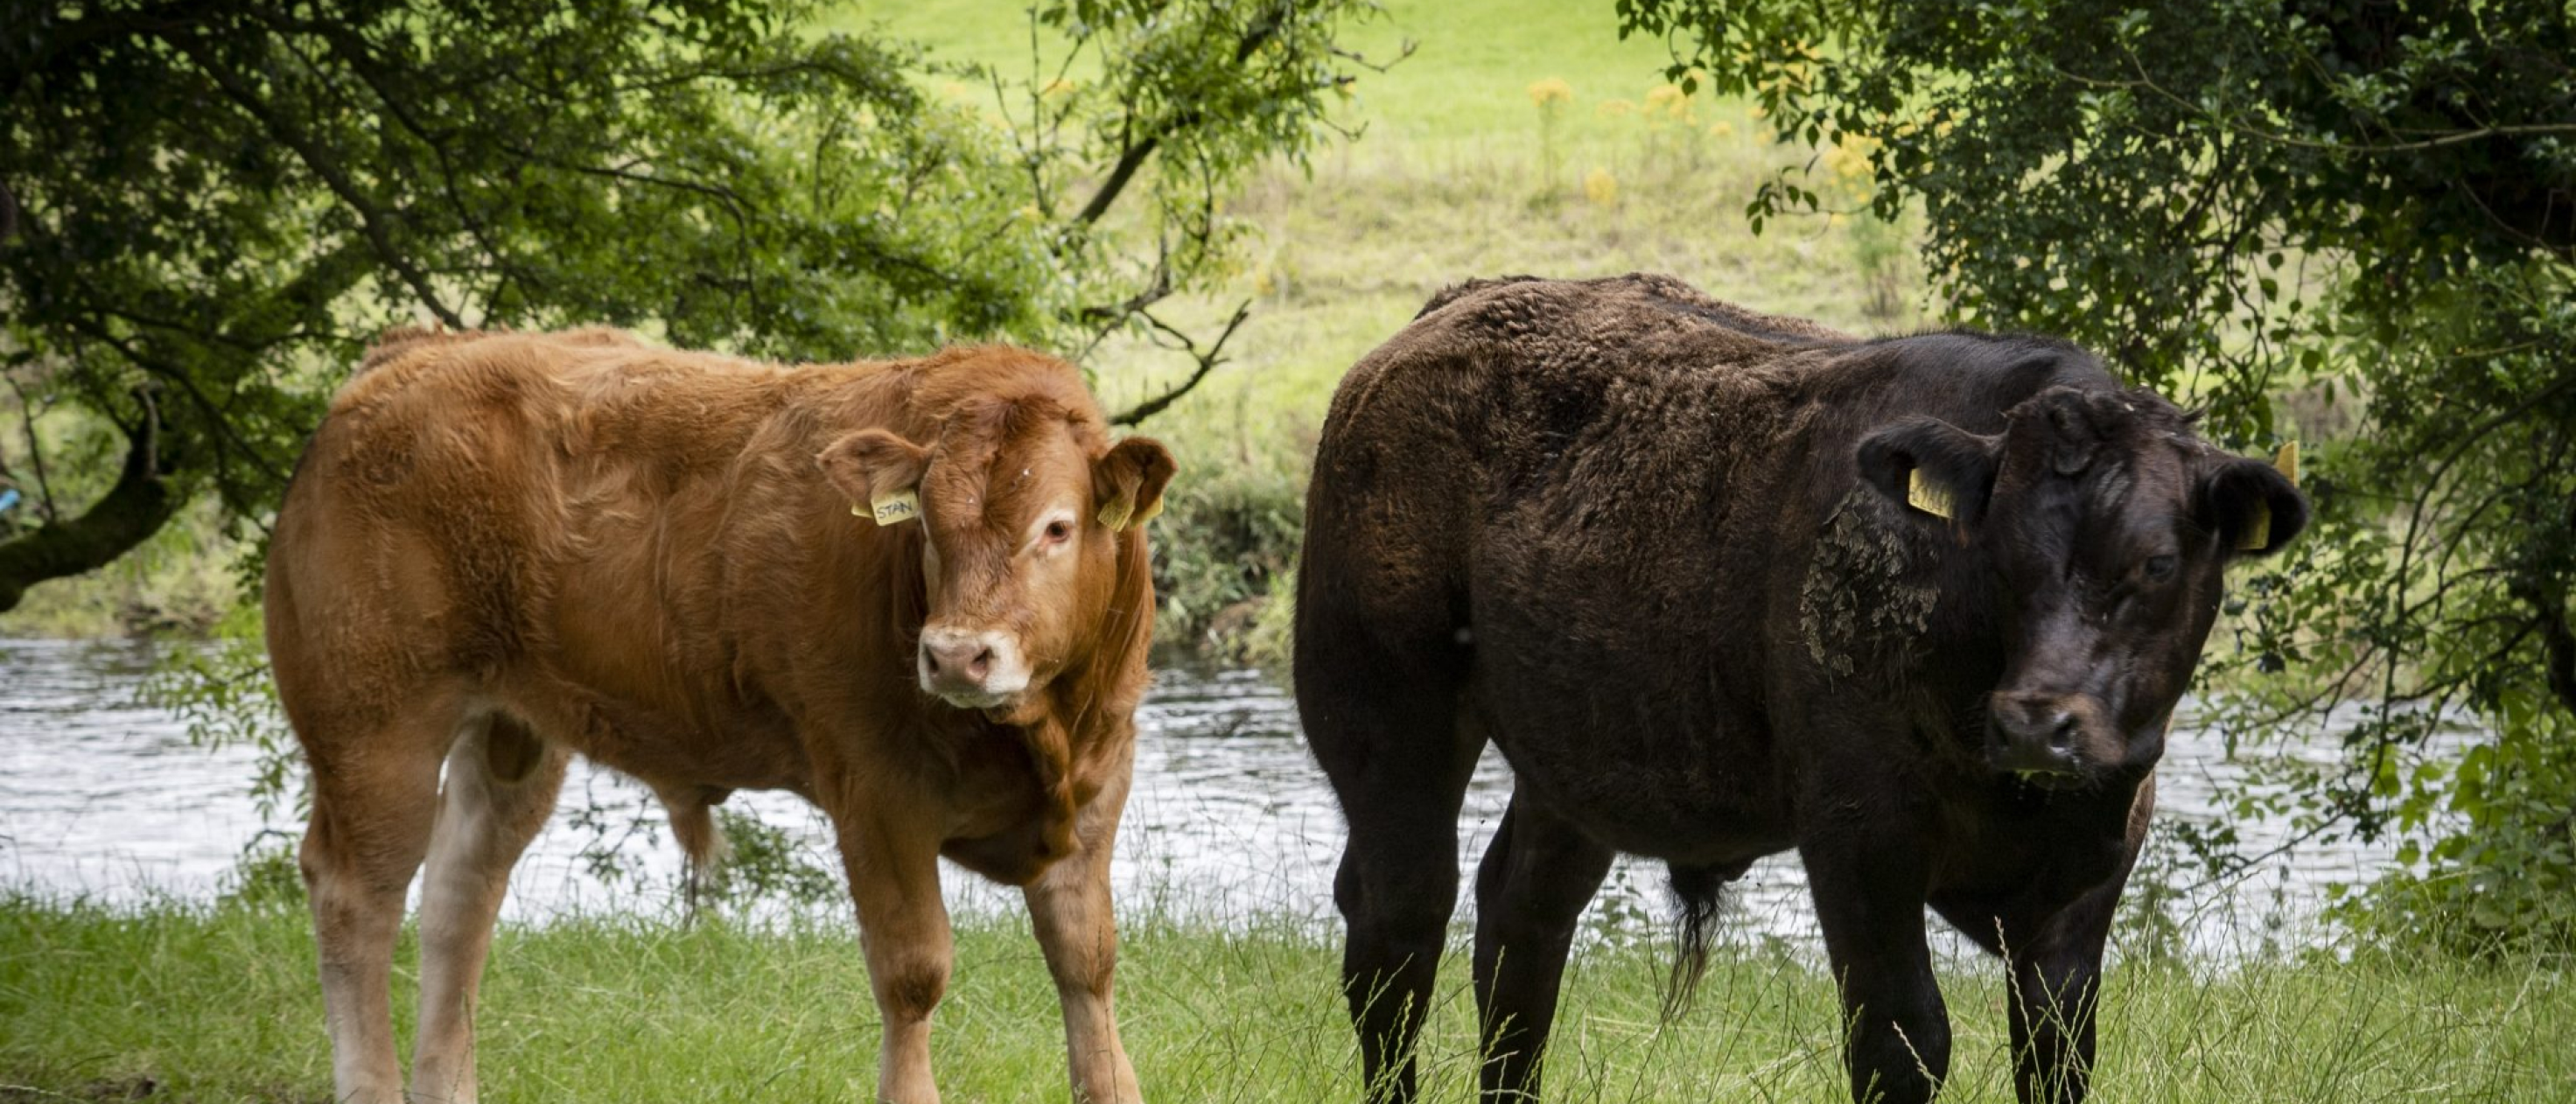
[818,397,1173,719]
[1856,385,2306,786]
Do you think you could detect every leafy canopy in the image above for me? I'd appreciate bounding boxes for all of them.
[1620,0,2576,945]
[0,0,1385,606]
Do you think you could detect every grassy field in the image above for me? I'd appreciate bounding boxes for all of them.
[842,0,1916,656]
[4,892,2570,1102]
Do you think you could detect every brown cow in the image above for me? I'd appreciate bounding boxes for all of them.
[263,327,1174,1104]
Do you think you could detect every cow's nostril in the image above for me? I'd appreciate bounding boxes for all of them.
[2048,712,2077,750]
[968,647,993,679]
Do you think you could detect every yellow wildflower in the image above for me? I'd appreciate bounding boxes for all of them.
[1527,78,1573,107]
[1597,99,1636,119]
[1708,121,1735,138]
[1584,167,1619,206]
[1645,83,1690,120]
[1822,133,1881,179]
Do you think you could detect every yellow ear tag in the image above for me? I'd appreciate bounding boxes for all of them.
[2239,506,2271,551]
[865,488,920,527]
[1907,468,1956,520]
[2236,441,2299,551]
[1096,499,1134,532]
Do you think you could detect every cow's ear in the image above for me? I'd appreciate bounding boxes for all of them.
[2197,453,2307,557]
[1856,416,2003,527]
[817,429,930,509]
[1093,437,1176,532]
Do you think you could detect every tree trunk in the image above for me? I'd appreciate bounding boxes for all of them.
[0,415,181,612]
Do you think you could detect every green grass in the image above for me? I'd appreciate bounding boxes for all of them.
[6,893,2572,1101]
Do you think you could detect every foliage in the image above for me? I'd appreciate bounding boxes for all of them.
[1147,464,1305,659]
[0,0,1391,607]
[1620,0,2576,945]
[141,603,298,821]
[703,807,844,909]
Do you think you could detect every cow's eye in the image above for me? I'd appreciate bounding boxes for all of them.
[1043,520,1074,544]
[2140,555,2179,583]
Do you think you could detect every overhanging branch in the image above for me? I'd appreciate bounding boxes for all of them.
[1071,4,1289,226]
[0,398,182,612]
[1110,299,1251,427]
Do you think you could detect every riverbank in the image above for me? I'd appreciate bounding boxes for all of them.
[4,891,2568,1102]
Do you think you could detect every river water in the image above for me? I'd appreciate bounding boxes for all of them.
[0,637,2432,959]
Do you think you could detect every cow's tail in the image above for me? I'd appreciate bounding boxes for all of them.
[1662,861,1730,1020]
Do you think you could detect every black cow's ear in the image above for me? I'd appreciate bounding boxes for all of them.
[2197,455,2307,557]
[1856,416,2002,527]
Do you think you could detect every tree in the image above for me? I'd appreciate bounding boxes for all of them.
[1618,0,2576,943]
[0,0,1389,610]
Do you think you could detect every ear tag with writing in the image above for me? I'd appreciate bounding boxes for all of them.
[1906,468,1956,520]
[1096,499,1134,532]
[2236,441,2300,551]
[863,488,920,526]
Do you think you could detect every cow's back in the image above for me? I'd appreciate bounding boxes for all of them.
[1300,274,2106,859]
[267,329,846,768]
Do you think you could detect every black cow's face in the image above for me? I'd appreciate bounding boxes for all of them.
[1858,386,2307,786]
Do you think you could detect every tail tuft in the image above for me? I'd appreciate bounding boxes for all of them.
[1662,861,1732,1021]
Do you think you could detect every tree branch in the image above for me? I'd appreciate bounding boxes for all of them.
[164,31,468,329]
[1110,299,1251,426]
[1071,3,1288,225]
[0,398,181,612]
[2523,581,2576,720]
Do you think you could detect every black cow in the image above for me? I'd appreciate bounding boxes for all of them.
[1294,274,2306,1104]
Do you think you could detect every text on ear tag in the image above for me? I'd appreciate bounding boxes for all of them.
[868,488,920,526]
[1096,499,1134,532]
[1907,468,1956,520]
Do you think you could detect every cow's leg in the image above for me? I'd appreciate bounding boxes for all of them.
[837,809,955,1104]
[1305,662,1479,1104]
[1297,496,1480,1104]
[1802,829,1948,1104]
[1024,751,1140,1104]
[409,713,569,1104]
[298,707,455,1104]
[2001,890,2117,1104]
[1471,793,1615,1102]
[1934,874,2136,1101]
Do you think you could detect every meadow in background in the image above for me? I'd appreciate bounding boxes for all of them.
[6,1,2572,1100]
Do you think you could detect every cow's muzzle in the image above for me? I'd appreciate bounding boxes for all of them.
[919,625,1031,709]
[1986,690,2111,785]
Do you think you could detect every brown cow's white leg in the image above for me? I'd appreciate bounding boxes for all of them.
[1024,765,1140,1104]
[410,715,568,1104]
[299,715,450,1104]
[840,815,955,1104]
